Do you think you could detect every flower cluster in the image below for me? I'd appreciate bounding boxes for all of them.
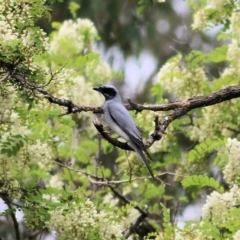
[190,105,223,142]
[28,139,53,169]
[0,176,20,199]
[145,223,205,240]
[191,0,238,31]
[24,202,48,230]
[0,0,49,73]
[174,226,205,240]
[208,0,225,10]
[227,39,240,77]
[0,86,16,111]
[223,138,240,184]
[158,54,207,99]
[47,199,123,240]
[234,230,240,240]
[50,19,98,57]
[202,185,240,224]
[191,9,208,30]
[49,19,111,127]
[85,61,112,83]
[231,10,240,37]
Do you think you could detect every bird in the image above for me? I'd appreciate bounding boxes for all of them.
[93,85,155,180]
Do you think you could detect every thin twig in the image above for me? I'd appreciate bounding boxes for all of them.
[54,159,186,185]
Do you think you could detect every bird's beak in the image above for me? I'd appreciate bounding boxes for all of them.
[93,87,102,92]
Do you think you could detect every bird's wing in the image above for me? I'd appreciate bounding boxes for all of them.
[107,102,143,148]
[108,102,155,180]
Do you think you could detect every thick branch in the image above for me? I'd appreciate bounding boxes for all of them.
[127,86,240,111]
[8,71,240,150]
[12,74,103,114]
[10,72,240,115]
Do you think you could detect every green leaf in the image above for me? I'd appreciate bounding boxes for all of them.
[182,175,224,193]
[7,149,13,157]
[59,115,75,127]
[0,148,8,154]
[138,0,145,4]
[0,208,16,216]
[48,108,61,117]
[160,203,173,236]
[137,6,146,15]
[68,2,80,19]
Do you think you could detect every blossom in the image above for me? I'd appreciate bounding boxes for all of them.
[28,139,53,169]
[0,176,20,199]
[0,0,49,74]
[174,227,206,240]
[48,175,64,189]
[231,10,240,37]
[233,230,240,240]
[85,61,112,83]
[202,185,240,224]
[158,54,207,99]
[50,19,98,57]
[191,9,208,30]
[223,138,240,184]
[208,0,225,10]
[47,199,123,240]
[227,39,240,77]
[190,105,222,142]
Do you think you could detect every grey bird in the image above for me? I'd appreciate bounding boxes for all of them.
[93,85,155,179]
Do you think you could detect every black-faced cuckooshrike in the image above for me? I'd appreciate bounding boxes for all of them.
[93,85,155,180]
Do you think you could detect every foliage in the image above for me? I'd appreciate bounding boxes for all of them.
[137,0,165,15]
[0,0,240,239]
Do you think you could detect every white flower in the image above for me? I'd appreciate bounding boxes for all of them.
[202,185,240,223]
[158,54,207,99]
[228,39,240,64]
[192,9,207,30]
[48,175,64,189]
[50,18,98,56]
[231,10,240,37]
[223,138,240,184]
[28,140,52,168]
[47,199,123,240]
[208,0,225,10]
[233,230,240,240]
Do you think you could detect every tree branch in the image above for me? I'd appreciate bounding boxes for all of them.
[126,86,240,112]
[8,71,240,150]
[11,72,240,115]
[1,195,20,240]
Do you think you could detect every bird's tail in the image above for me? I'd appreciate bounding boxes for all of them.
[132,144,155,180]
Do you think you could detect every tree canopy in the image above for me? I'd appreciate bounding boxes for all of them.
[1,0,240,239]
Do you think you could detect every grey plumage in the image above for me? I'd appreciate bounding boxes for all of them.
[93,85,155,180]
